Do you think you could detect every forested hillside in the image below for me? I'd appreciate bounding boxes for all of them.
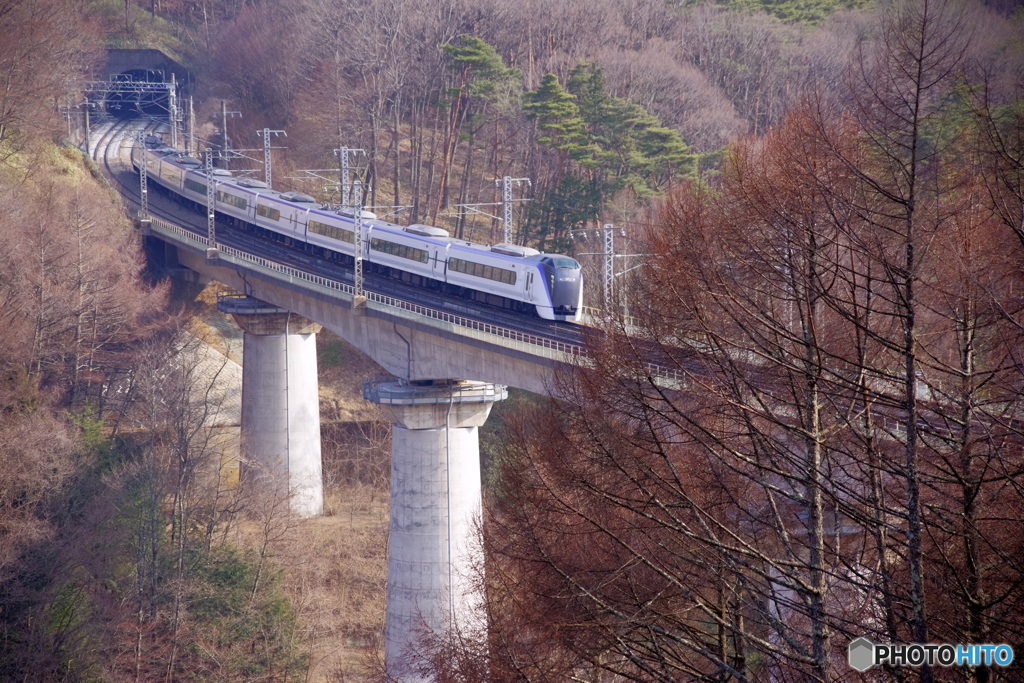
[2,0,1024,681]
[82,0,900,252]
[471,2,1024,682]
[241,0,876,250]
[78,0,1018,257]
[0,2,345,680]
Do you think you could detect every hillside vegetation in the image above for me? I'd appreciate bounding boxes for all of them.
[2,0,1024,681]
[0,2,384,680]
[86,0,911,249]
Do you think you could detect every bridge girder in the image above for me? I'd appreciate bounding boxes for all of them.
[156,238,571,394]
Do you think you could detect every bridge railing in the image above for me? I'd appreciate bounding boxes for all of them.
[217,242,357,297]
[363,290,586,356]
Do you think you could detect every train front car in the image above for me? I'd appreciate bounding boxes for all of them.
[529,254,583,322]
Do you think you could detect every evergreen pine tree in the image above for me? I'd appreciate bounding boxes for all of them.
[524,73,595,162]
[441,36,520,105]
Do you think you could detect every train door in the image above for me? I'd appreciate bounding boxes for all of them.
[525,270,535,301]
[429,245,443,280]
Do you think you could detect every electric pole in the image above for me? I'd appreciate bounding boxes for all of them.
[497,176,531,244]
[168,73,178,149]
[258,128,287,185]
[219,101,241,167]
[137,130,148,218]
[602,224,614,309]
[186,96,195,155]
[574,223,627,311]
[350,180,367,307]
[334,146,366,207]
[205,149,217,248]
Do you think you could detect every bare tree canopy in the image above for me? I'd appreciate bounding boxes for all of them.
[462,2,1024,681]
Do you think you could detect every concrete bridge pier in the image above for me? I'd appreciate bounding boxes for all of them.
[218,295,324,518]
[363,379,507,682]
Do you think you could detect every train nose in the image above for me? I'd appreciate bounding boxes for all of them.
[552,269,582,313]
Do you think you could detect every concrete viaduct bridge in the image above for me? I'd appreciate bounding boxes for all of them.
[155,216,555,680]
[91,117,679,681]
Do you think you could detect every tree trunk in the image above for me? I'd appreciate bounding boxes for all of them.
[433,83,466,225]
[456,130,475,239]
[393,92,402,211]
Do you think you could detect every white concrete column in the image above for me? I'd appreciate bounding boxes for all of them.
[218,295,324,518]
[363,380,507,682]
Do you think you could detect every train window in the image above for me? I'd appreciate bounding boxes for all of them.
[309,220,355,243]
[256,204,281,221]
[449,258,516,285]
[184,178,208,196]
[370,238,428,263]
[216,190,247,210]
[554,258,579,269]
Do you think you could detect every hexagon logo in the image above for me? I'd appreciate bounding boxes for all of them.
[848,637,875,672]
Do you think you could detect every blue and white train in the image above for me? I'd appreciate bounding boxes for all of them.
[133,142,583,321]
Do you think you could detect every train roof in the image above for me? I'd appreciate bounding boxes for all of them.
[281,191,317,203]
[404,224,449,238]
[527,254,581,268]
[235,178,270,189]
[491,243,540,258]
[336,207,378,220]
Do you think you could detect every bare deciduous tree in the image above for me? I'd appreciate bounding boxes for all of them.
[455,4,1024,682]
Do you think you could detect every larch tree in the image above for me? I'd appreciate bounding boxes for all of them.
[0,0,97,149]
[462,2,1024,682]
[809,1,981,670]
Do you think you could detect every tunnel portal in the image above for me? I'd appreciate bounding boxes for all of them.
[88,49,192,122]
[104,69,171,118]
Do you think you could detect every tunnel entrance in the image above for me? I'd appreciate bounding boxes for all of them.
[103,69,173,119]
[81,49,193,149]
